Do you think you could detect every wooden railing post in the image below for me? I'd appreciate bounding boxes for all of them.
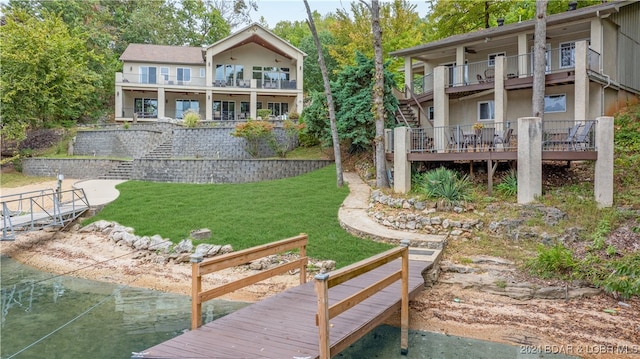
[400,239,410,355]
[315,273,330,359]
[300,242,307,285]
[191,254,203,330]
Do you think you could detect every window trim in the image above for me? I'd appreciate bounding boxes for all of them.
[477,100,495,122]
[199,68,206,78]
[559,42,576,69]
[487,52,506,67]
[160,67,170,82]
[544,93,567,113]
[139,66,157,84]
[177,67,191,82]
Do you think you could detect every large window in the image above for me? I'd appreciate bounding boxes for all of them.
[140,66,157,84]
[560,42,575,68]
[267,102,289,117]
[175,99,199,119]
[253,66,290,88]
[134,98,158,118]
[544,94,566,113]
[213,100,235,120]
[239,101,250,119]
[160,67,169,82]
[177,67,191,82]
[215,64,244,85]
[478,101,495,121]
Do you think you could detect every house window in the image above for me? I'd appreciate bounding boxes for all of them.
[134,98,158,118]
[239,101,250,119]
[177,67,191,82]
[267,102,289,117]
[160,67,169,82]
[478,101,495,121]
[427,106,434,121]
[560,42,575,68]
[200,68,205,78]
[140,66,157,84]
[215,64,244,85]
[544,94,566,113]
[488,52,505,67]
[213,100,235,120]
[253,66,290,88]
[175,99,199,119]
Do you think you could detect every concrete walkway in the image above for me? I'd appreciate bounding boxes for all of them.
[340,172,445,263]
[73,179,126,207]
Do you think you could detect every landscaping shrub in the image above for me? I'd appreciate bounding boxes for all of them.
[495,170,517,197]
[182,109,201,128]
[231,119,274,157]
[527,243,576,279]
[413,167,471,205]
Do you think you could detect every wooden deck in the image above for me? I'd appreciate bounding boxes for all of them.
[136,258,432,358]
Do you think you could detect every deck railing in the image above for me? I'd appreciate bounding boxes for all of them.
[189,234,308,330]
[411,73,433,95]
[542,119,596,151]
[315,241,410,358]
[405,123,517,154]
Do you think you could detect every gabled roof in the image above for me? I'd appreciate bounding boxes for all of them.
[206,22,306,60]
[119,44,205,65]
[390,1,629,57]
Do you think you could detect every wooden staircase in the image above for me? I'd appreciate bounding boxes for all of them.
[395,100,420,128]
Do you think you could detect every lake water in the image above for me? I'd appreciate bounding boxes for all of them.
[1,256,577,359]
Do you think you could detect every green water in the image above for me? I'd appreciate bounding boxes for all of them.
[0,256,247,359]
[2,256,579,359]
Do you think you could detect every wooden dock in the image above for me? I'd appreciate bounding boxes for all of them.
[136,257,432,358]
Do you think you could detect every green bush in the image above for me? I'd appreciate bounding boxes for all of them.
[231,119,274,157]
[495,170,517,197]
[599,254,640,299]
[257,109,272,119]
[527,243,576,279]
[413,167,471,205]
[182,110,201,128]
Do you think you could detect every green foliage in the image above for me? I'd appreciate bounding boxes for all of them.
[257,109,272,119]
[527,243,576,279]
[299,30,339,94]
[231,119,274,157]
[597,254,640,299]
[332,52,398,152]
[0,9,103,140]
[85,165,393,267]
[182,110,201,128]
[495,170,517,197]
[413,167,472,205]
[268,120,305,158]
[590,219,611,250]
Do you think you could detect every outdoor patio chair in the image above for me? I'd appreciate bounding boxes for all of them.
[484,68,495,82]
[476,74,485,84]
[494,128,513,150]
[571,121,595,150]
[479,127,496,150]
[543,123,581,150]
[446,127,467,152]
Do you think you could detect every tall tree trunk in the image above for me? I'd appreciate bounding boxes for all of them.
[303,0,343,187]
[368,0,389,188]
[532,0,548,119]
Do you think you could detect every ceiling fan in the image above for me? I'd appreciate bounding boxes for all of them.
[465,47,476,54]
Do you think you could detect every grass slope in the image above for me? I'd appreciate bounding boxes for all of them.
[85,165,392,267]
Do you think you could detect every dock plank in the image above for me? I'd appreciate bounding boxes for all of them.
[139,259,431,358]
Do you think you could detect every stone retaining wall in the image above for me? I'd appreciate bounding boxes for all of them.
[74,129,169,158]
[22,158,121,179]
[133,159,332,183]
[23,158,333,183]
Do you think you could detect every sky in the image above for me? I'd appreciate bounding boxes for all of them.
[252,0,432,28]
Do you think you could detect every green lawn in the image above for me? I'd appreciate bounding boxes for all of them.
[85,165,392,267]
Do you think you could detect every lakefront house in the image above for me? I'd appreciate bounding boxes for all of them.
[114,23,306,123]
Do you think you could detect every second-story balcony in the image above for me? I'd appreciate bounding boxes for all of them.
[116,72,300,91]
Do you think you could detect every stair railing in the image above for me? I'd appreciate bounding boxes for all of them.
[395,105,410,127]
[404,84,433,128]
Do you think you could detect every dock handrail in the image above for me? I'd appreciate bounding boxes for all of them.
[315,240,410,358]
[189,233,308,329]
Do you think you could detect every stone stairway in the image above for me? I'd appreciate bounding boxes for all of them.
[141,139,173,160]
[395,101,419,127]
[99,161,133,180]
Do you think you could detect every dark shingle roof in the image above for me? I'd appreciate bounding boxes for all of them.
[119,44,205,65]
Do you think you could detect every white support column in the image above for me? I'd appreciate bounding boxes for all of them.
[494,56,507,136]
[574,41,589,123]
[433,66,449,152]
[455,46,465,85]
[157,88,166,119]
[115,85,123,120]
[594,116,614,208]
[205,91,212,121]
[250,89,257,120]
[517,117,542,204]
[393,127,411,194]
[518,33,528,77]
